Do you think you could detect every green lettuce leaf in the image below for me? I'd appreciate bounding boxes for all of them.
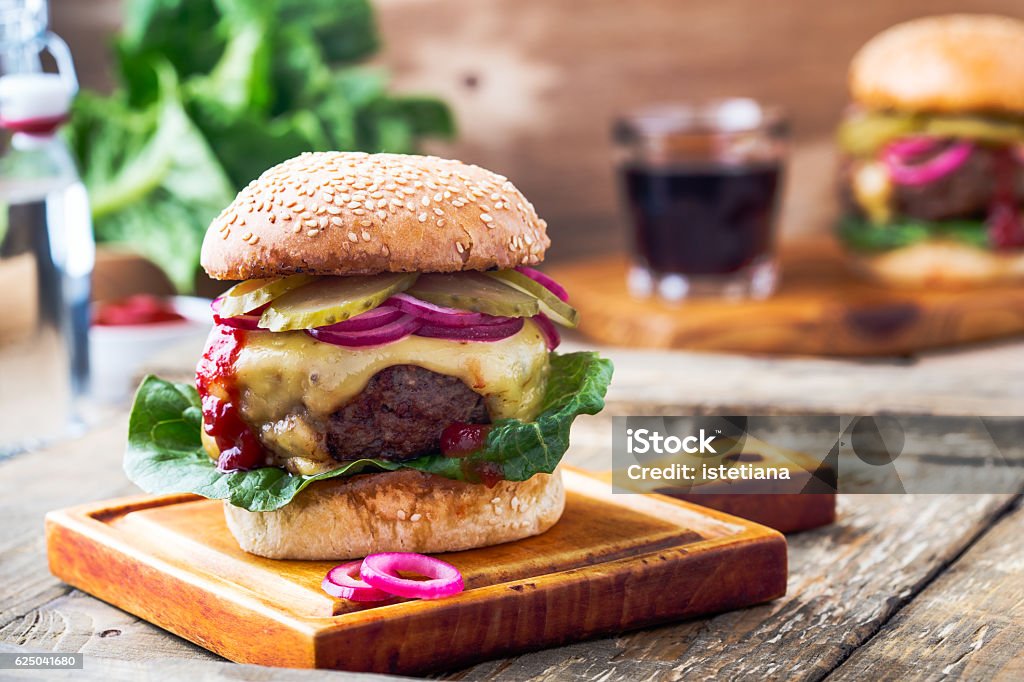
[125,352,613,512]
[838,215,990,253]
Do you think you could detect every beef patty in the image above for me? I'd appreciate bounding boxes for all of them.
[843,145,1024,222]
[325,364,489,462]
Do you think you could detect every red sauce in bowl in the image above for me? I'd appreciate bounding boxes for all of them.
[94,295,187,326]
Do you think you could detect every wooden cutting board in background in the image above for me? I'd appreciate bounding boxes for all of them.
[549,239,1024,356]
[45,467,786,675]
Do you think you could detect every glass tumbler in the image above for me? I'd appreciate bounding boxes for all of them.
[614,99,789,301]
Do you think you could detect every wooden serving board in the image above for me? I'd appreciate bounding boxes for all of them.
[45,467,786,675]
[549,239,1024,356]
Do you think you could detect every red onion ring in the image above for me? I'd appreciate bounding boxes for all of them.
[883,140,973,186]
[533,314,561,350]
[884,136,939,160]
[211,297,262,330]
[359,552,464,600]
[388,293,513,327]
[415,316,524,342]
[315,305,404,332]
[322,561,393,602]
[307,314,420,347]
[515,266,570,301]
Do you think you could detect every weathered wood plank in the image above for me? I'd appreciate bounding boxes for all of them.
[827,500,1024,681]
[0,421,219,663]
[0,643,396,681]
[567,339,1024,416]
[448,493,1017,681]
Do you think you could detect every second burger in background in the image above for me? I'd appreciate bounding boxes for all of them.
[837,14,1024,286]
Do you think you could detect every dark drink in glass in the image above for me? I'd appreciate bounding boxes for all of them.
[615,100,788,300]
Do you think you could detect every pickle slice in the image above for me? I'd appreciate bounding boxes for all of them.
[260,273,417,331]
[924,116,1024,144]
[408,272,540,318]
[484,270,579,328]
[218,274,316,317]
[837,112,919,156]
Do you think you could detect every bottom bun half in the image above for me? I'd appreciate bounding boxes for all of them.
[223,469,566,560]
[850,241,1024,288]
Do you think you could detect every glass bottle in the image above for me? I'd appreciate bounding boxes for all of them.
[0,0,93,454]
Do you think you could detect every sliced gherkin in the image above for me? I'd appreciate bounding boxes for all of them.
[218,274,316,317]
[260,273,417,331]
[484,270,579,327]
[924,116,1024,144]
[408,272,540,318]
[837,113,919,156]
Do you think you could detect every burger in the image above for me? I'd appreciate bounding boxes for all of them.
[124,152,612,560]
[837,14,1024,286]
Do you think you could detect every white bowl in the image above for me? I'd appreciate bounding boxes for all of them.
[89,296,213,404]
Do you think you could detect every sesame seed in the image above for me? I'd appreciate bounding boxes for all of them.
[326,205,342,215]
[397,510,407,520]
[381,245,390,256]
[318,216,328,228]
[292,224,302,234]
[330,216,344,227]
[433,207,444,216]
[418,213,428,223]
[361,230,371,241]
[420,196,430,207]
[480,213,493,223]
[307,229,320,237]
[221,231,230,240]
[347,201,361,210]
[376,210,387,220]
[491,497,501,504]
[353,208,366,216]
[242,232,252,240]
[359,219,372,227]
[456,242,465,253]
[437,218,447,227]
[410,513,422,522]
[303,219,318,227]
[348,232,358,242]
[249,236,260,245]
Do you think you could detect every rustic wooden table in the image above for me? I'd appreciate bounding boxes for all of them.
[2,337,1023,680]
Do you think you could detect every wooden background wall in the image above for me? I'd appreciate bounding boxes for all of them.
[52,0,1024,263]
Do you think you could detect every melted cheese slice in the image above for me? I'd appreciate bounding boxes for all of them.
[233,320,550,428]
[851,160,893,224]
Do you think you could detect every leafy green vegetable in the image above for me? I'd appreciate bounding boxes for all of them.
[70,0,454,291]
[838,215,990,253]
[124,353,614,512]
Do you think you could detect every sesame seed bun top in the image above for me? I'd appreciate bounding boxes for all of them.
[200,152,550,280]
[849,15,1024,114]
